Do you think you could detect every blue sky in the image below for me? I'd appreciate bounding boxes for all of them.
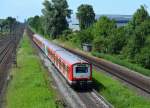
[0,0,150,22]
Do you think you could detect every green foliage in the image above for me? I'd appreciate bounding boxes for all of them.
[93,36,109,53]
[76,4,95,30]
[42,0,71,38]
[92,16,117,53]
[60,29,73,40]
[0,17,17,33]
[62,5,150,72]
[5,17,17,33]
[135,35,150,69]
[93,16,117,38]
[29,3,150,72]
[132,5,149,28]
[93,71,150,108]
[61,28,93,48]
[0,19,4,32]
[77,28,93,44]
[136,46,150,69]
[123,18,150,60]
[28,16,44,35]
[108,27,127,54]
[92,52,150,76]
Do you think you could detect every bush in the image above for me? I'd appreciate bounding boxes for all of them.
[77,28,93,44]
[107,27,127,54]
[136,46,150,69]
[92,16,117,38]
[60,29,73,40]
[93,36,109,53]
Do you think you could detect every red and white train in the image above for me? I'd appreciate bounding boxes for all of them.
[33,34,92,85]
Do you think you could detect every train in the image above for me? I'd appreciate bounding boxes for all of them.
[33,34,92,85]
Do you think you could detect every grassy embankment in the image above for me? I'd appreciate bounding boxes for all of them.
[55,39,150,108]
[92,52,150,77]
[93,71,150,108]
[6,32,62,108]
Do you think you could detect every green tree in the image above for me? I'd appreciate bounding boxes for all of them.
[122,18,150,59]
[92,16,117,53]
[136,46,150,69]
[42,0,71,39]
[0,19,4,32]
[77,28,93,44]
[76,4,95,30]
[93,16,116,38]
[108,27,127,54]
[132,5,149,28]
[4,17,17,33]
[122,5,150,60]
[28,16,44,34]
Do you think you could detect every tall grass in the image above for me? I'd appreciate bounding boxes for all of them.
[92,52,150,76]
[93,70,150,108]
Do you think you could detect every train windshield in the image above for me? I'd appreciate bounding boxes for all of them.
[76,67,88,73]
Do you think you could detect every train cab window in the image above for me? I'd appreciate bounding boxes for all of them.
[76,67,88,73]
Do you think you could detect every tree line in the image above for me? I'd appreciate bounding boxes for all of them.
[28,0,150,69]
[0,17,18,34]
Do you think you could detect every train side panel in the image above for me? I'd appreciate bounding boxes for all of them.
[33,34,92,85]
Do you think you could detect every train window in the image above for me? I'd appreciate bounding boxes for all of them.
[53,54,55,61]
[60,60,63,69]
[65,65,68,72]
[63,63,65,68]
[62,63,65,71]
[76,67,88,73]
[58,59,61,68]
[56,58,59,65]
[49,51,53,58]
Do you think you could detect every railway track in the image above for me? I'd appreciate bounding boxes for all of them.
[38,47,113,108]
[56,44,150,94]
[27,28,113,108]
[0,41,14,63]
[0,40,15,92]
[0,39,16,108]
[76,89,112,108]
[0,24,25,108]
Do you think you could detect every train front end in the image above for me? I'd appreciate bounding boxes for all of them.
[71,63,92,85]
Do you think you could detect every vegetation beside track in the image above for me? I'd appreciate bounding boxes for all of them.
[92,52,150,76]
[93,70,150,108]
[54,39,150,77]
[6,32,62,108]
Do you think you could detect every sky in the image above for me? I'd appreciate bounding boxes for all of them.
[0,0,150,22]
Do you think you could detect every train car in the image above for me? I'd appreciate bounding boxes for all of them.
[33,34,92,85]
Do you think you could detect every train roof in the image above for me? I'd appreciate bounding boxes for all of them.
[34,34,88,65]
[34,34,64,51]
[34,34,44,41]
[56,50,87,64]
[45,41,64,52]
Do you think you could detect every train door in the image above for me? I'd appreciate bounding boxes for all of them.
[65,65,69,79]
[45,45,48,56]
